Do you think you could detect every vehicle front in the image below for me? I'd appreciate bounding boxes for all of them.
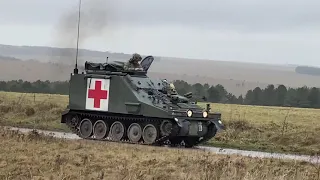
[127,75,225,147]
[165,96,224,146]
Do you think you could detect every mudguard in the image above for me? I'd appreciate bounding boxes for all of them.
[177,120,191,136]
[210,119,225,131]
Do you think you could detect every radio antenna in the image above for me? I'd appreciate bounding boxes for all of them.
[74,0,82,74]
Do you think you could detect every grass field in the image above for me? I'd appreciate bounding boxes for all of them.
[0,91,319,156]
[197,102,320,155]
[0,127,319,180]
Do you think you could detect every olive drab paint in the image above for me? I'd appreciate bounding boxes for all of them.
[61,54,225,147]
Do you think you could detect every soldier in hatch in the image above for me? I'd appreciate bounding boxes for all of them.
[124,53,143,71]
[169,82,178,95]
[162,79,177,95]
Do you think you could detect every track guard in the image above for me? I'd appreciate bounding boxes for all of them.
[209,119,225,131]
[177,119,190,136]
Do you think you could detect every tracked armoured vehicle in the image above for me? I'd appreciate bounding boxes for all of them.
[60,56,224,147]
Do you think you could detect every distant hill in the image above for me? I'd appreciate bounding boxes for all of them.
[0,44,126,58]
[0,55,21,61]
[295,66,320,76]
[0,44,161,65]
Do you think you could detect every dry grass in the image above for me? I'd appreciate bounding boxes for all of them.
[0,128,319,180]
[0,91,68,132]
[0,91,320,156]
[198,102,320,155]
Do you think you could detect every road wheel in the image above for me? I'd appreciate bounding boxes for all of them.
[93,120,109,140]
[127,123,142,143]
[79,118,93,138]
[109,121,125,141]
[142,124,158,144]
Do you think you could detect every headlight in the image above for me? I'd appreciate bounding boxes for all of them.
[187,110,193,117]
[202,111,208,118]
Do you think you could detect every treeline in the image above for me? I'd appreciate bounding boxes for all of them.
[0,79,319,109]
[295,66,320,76]
[0,80,69,95]
[173,80,320,108]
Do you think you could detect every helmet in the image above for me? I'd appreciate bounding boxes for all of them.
[130,53,142,62]
[169,83,175,90]
[169,82,177,94]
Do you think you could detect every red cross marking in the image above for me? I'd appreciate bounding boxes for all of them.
[88,80,108,108]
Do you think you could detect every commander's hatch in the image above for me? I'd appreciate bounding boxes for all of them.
[140,56,154,72]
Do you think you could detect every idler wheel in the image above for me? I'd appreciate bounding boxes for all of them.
[142,124,158,144]
[127,123,142,143]
[109,121,125,141]
[93,120,109,140]
[67,115,79,128]
[79,118,93,138]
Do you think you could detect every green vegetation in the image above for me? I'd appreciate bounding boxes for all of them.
[173,80,320,108]
[198,102,320,155]
[295,66,320,76]
[0,79,69,95]
[0,127,319,180]
[1,79,320,109]
[1,91,319,156]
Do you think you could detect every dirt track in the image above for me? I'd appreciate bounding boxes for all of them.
[5,126,320,165]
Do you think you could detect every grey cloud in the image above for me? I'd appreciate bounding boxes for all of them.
[0,0,76,25]
[1,0,320,32]
[53,0,115,48]
[111,0,320,32]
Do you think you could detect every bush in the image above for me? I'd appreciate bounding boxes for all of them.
[25,107,35,116]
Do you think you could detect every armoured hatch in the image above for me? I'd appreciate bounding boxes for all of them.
[84,55,155,76]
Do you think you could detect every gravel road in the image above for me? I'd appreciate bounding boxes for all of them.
[4,126,319,164]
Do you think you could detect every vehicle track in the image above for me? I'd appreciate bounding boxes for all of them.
[3,126,319,164]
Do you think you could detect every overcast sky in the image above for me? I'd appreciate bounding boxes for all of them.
[0,0,319,66]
